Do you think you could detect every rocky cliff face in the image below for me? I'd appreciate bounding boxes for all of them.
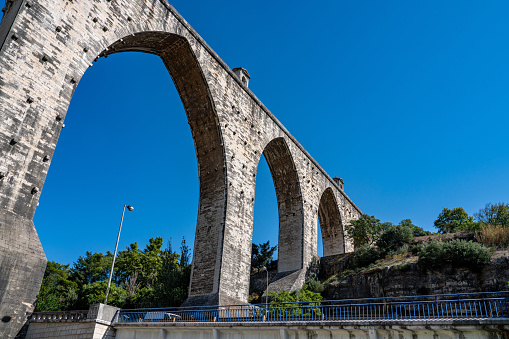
[322,251,509,300]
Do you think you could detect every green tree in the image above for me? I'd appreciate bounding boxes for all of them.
[70,251,111,286]
[344,215,390,247]
[433,207,479,234]
[251,241,277,272]
[399,219,432,236]
[152,238,192,307]
[35,261,78,311]
[35,237,193,311]
[115,237,164,294]
[376,224,414,254]
[474,203,509,228]
[114,237,165,307]
[81,280,127,307]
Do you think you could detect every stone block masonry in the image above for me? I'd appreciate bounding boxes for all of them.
[25,303,118,339]
[0,0,361,337]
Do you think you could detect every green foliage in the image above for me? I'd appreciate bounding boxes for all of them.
[115,237,164,296]
[345,215,390,247]
[433,207,479,234]
[251,241,277,272]
[444,239,492,269]
[35,237,192,311]
[475,203,509,228]
[81,280,127,307]
[35,261,77,312]
[304,278,324,294]
[418,240,491,270]
[267,285,322,303]
[151,238,191,308]
[416,241,446,269]
[376,225,414,254]
[410,244,424,255]
[399,219,432,236]
[265,285,322,318]
[70,251,111,286]
[354,245,380,268]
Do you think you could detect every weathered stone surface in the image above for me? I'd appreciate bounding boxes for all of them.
[323,252,509,300]
[114,320,509,339]
[0,209,46,339]
[25,304,118,339]
[0,0,361,336]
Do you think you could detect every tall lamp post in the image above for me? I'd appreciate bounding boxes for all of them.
[263,266,268,303]
[105,204,134,304]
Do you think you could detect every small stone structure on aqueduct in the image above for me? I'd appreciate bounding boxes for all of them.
[0,0,361,337]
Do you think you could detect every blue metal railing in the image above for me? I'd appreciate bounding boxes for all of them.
[115,291,509,324]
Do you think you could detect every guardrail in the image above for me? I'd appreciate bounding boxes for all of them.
[115,291,509,324]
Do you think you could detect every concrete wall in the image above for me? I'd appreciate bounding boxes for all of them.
[114,321,509,339]
[0,0,361,336]
[25,304,118,339]
[25,322,115,339]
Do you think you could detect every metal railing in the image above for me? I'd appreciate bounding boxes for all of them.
[115,291,509,324]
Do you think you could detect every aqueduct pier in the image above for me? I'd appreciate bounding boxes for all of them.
[0,0,361,337]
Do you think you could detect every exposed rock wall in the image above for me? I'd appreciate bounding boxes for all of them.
[323,254,509,300]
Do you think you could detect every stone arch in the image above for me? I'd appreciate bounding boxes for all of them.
[259,137,304,273]
[101,32,227,300]
[0,3,229,330]
[318,187,345,257]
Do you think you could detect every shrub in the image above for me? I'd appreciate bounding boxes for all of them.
[418,240,491,270]
[354,245,380,268]
[304,278,324,294]
[376,225,414,254]
[410,244,423,256]
[444,240,492,269]
[267,284,323,303]
[417,241,445,269]
[478,225,509,247]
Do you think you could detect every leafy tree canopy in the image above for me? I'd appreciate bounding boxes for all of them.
[36,237,192,311]
[251,241,277,272]
[474,202,509,228]
[399,219,432,236]
[35,261,77,312]
[344,214,390,248]
[376,224,414,254]
[433,207,479,234]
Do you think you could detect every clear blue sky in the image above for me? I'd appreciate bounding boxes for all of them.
[2,1,509,265]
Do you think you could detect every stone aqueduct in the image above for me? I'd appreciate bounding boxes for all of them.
[0,0,361,337]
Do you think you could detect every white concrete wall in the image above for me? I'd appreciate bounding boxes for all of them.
[26,320,115,339]
[114,323,509,339]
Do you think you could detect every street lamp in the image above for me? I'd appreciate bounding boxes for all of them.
[105,204,134,304]
[263,266,268,303]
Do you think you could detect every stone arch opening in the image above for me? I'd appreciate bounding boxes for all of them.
[36,52,199,262]
[252,154,279,265]
[318,187,345,257]
[83,32,228,300]
[258,137,304,273]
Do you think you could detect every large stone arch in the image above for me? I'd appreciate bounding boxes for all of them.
[260,137,304,273]
[318,187,345,257]
[103,32,228,303]
[0,1,229,336]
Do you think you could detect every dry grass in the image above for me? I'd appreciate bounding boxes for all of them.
[477,225,509,247]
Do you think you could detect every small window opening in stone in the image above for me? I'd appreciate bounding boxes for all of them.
[242,76,246,84]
